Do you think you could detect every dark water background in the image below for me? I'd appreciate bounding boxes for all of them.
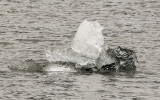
[0,0,160,99]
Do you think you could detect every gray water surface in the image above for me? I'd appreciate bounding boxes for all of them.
[0,0,160,99]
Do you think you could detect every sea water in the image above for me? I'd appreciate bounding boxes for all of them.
[0,0,160,99]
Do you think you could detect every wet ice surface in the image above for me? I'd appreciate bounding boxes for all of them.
[0,0,160,99]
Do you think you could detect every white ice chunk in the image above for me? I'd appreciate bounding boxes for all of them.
[71,20,104,59]
[96,46,115,69]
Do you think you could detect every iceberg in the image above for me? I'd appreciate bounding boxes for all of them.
[8,20,137,73]
[45,20,106,69]
[45,20,137,71]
